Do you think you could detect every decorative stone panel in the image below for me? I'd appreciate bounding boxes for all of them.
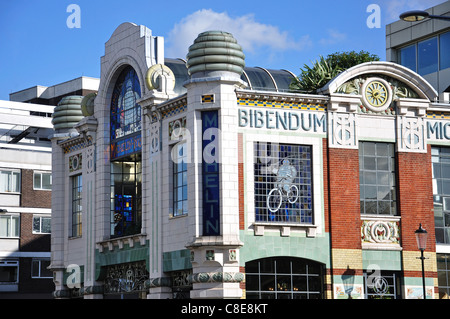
[361,216,401,250]
[328,112,358,149]
[397,116,426,153]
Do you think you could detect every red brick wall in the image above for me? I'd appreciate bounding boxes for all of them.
[19,213,51,252]
[20,169,52,208]
[327,147,361,249]
[397,146,435,252]
[238,133,245,230]
[322,139,330,233]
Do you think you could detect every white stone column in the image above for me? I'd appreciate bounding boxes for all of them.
[184,73,245,299]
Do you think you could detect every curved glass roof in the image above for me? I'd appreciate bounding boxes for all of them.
[164,58,296,95]
[164,58,189,95]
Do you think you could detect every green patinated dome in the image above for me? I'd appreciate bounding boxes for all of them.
[52,95,84,130]
[186,31,245,76]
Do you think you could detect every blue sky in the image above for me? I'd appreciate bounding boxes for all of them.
[0,0,445,100]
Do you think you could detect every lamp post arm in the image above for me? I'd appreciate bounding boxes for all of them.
[428,15,450,21]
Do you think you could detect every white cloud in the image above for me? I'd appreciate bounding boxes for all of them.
[319,29,347,46]
[165,9,311,59]
[382,0,446,23]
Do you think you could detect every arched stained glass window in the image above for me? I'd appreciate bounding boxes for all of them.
[109,65,142,238]
[110,66,142,159]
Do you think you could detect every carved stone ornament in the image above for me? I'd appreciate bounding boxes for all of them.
[103,261,149,294]
[361,219,400,245]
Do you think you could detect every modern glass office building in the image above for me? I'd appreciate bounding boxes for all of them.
[386,1,450,99]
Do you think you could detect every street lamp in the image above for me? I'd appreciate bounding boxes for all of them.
[400,10,450,22]
[415,224,428,299]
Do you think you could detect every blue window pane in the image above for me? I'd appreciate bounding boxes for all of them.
[254,142,313,224]
[440,31,450,70]
[399,44,416,72]
[173,142,188,216]
[418,37,438,75]
[110,66,141,142]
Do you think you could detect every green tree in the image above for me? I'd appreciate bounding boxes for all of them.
[290,50,380,93]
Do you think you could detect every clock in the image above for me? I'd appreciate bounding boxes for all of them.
[361,77,392,112]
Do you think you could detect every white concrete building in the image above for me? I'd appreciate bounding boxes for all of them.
[0,99,53,297]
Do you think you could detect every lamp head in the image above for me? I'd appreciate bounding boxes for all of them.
[415,223,428,251]
[400,10,430,22]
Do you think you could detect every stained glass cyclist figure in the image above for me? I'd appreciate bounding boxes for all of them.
[272,159,297,193]
[266,158,299,216]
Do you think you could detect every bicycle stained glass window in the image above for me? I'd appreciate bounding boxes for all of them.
[254,142,313,224]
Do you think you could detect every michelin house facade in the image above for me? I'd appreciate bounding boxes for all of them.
[50,22,449,299]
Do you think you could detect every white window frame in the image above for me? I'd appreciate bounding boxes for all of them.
[171,141,188,217]
[32,215,51,234]
[244,133,323,237]
[71,174,82,238]
[33,171,52,191]
[31,258,52,279]
[0,214,20,238]
[0,169,21,193]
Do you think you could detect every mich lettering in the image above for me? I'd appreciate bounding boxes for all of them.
[427,120,450,140]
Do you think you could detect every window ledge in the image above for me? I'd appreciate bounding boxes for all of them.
[252,222,317,237]
[96,233,147,253]
[169,213,188,220]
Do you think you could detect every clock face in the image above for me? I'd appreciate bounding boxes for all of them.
[361,78,392,112]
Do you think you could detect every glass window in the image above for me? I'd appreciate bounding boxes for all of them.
[364,270,401,299]
[418,37,438,75]
[0,215,19,237]
[71,175,82,237]
[33,216,51,234]
[110,160,142,237]
[437,254,450,299]
[432,147,450,245]
[440,31,450,71]
[0,170,20,193]
[399,44,417,72]
[31,259,52,278]
[359,142,397,215]
[33,172,52,190]
[245,257,324,299]
[110,65,141,154]
[172,142,188,217]
[110,65,142,238]
[0,260,18,283]
[254,142,313,224]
